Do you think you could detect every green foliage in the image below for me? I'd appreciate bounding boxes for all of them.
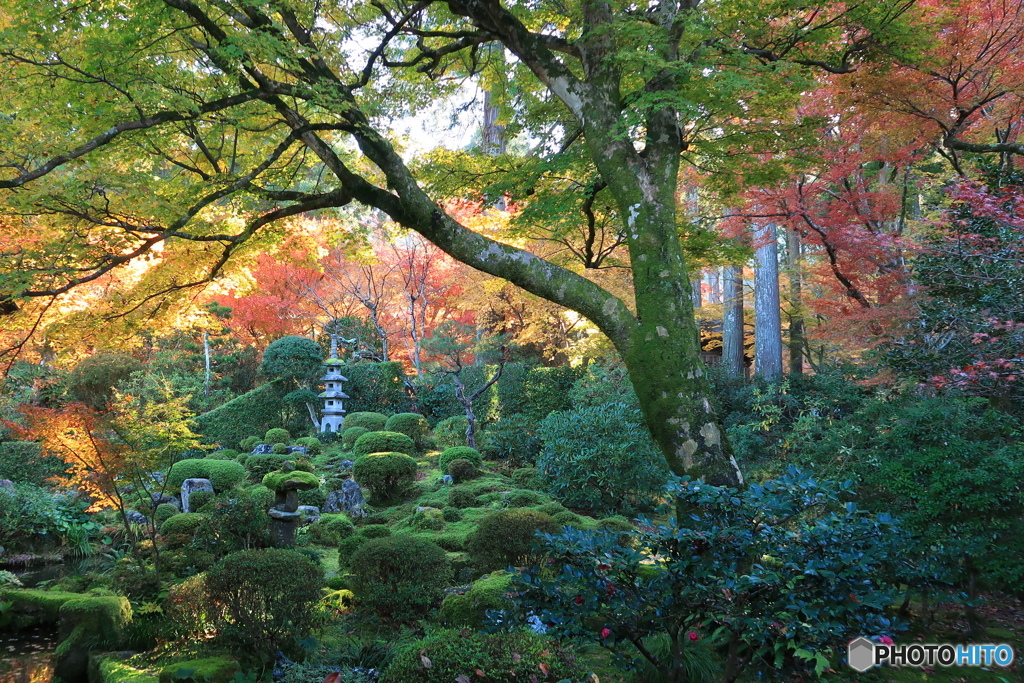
[432,415,469,450]
[447,458,477,483]
[466,509,558,572]
[338,363,413,414]
[271,442,288,454]
[0,440,68,486]
[243,454,292,481]
[448,488,478,509]
[158,657,239,683]
[167,459,246,491]
[342,412,388,433]
[495,363,581,421]
[341,426,369,450]
[66,352,143,410]
[511,467,538,489]
[193,380,290,450]
[160,513,207,538]
[194,489,272,556]
[293,437,322,455]
[239,436,261,452]
[349,535,452,620]
[384,628,580,682]
[259,337,323,383]
[352,430,415,457]
[265,428,291,444]
[0,483,94,553]
[205,549,326,661]
[384,412,431,448]
[538,404,669,516]
[569,360,641,411]
[359,525,392,540]
[189,490,215,511]
[303,514,355,545]
[207,449,239,460]
[505,490,542,508]
[262,470,320,492]
[509,470,902,680]
[438,446,482,473]
[439,572,512,628]
[167,573,220,639]
[480,415,541,466]
[352,452,418,502]
[154,503,178,526]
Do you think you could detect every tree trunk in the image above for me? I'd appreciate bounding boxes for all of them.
[786,229,804,375]
[722,266,745,378]
[203,330,211,397]
[754,222,783,381]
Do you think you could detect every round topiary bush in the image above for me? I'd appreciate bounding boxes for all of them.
[265,428,291,444]
[511,466,539,489]
[167,459,246,491]
[207,449,239,460]
[352,452,418,502]
[448,488,478,509]
[205,548,325,659]
[433,415,469,450]
[271,442,288,454]
[349,535,452,620]
[506,489,542,508]
[188,489,215,511]
[438,446,482,474]
[160,512,207,537]
[303,513,355,545]
[297,487,326,508]
[447,458,477,483]
[341,426,369,450]
[154,503,179,526]
[342,412,388,433]
[352,431,415,457]
[439,572,512,628]
[337,535,367,569]
[384,413,430,448]
[359,525,393,539]
[292,437,322,455]
[442,507,463,523]
[466,508,559,571]
[239,436,261,452]
[259,336,323,383]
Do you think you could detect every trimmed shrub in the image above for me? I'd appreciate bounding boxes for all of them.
[167,573,222,638]
[384,413,430,448]
[359,525,393,540]
[349,535,452,620]
[438,446,482,474]
[439,572,512,628]
[442,507,463,523]
[338,535,368,569]
[298,487,326,508]
[293,437,322,455]
[189,490,214,511]
[304,514,355,545]
[265,428,291,444]
[193,380,290,450]
[244,454,292,481]
[447,458,477,483]
[341,426,369,450]
[66,352,143,410]
[154,503,178,526]
[384,628,580,683]
[433,415,469,450]
[343,412,388,433]
[448,488,478,509]
[205,548,325,659]
[538,404,670,516]
[511,467,539,489]
[339,362,413,415]
[352,452,417,502]
[352,431,415,458]
[160,513,207,537]
[259,336,323,383]
[167,459,246,492]
[271,442,288,454]
[467,509,558,571]
[207,449,239,460]
[506,490,542,508]
[239,436,261,452]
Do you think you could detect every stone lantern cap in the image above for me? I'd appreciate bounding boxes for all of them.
[262,469,320,493]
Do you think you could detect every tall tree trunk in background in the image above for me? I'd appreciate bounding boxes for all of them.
[754,222,783,381]
[722,266,746,378]
[786,229,804,375]
[203,330,211,397]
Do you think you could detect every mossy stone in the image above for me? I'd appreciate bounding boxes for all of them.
[262,470,320,492]
[158,657,240,683]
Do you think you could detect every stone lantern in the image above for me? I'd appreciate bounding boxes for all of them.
[319,334,349,434]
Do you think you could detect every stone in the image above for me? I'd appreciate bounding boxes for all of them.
[285,445,308,456]
[442,475,454,485]
[251,443,275,455]
[267,508,302,522]
[322,478,365,514]
[149,492,178,509]
[125,510,148,525]
[181,478,214,513]
[297,505,321,524]
[0,479,14,488]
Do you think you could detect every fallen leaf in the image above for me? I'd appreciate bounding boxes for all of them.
[456,676,471,683]
[538,662,549,675]
[420,654,432,670]
[512,653,522,662]
[321,673,341,683]
[475,668,485,677]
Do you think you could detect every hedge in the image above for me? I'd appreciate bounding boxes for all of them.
[192,380,289,449]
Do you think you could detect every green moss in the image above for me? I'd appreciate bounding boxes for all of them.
[60,595,132,632]
[438,446,482,474]
[262,470,320,492]
[160,513,207,537]
[167,459,246,491]
[97,656,160,683]
[439,571,512,628]
[0,588,82,623]
[158,657,240,683]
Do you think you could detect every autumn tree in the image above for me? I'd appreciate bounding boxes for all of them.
[0,0,926,485]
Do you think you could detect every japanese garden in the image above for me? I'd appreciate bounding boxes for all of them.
[1,0,1023,681]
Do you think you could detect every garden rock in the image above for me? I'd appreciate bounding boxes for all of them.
[297,505,321,523]
[181,478,214,513]
[251,443,275,455]
[124,510,148,525]
[323,478,365,514]
[0,479,14,488]
[285,445,308,456]
[149,492,178,509]
[442,475,454,485]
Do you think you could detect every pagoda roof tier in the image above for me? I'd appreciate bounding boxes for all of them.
[320,372,349,381]
[318,391,350,399]
[322,407,347,415]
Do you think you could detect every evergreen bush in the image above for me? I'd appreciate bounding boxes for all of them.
[239,436,261,452]
[167,459,246,491]
[384,412,431,448]
[352,452,417,502]
[447,458,477,483]
[438,446,482,473]
[341,426,369,450]
[193,380,290,450]
[342,412,388,433]
[432,415,469,450]
[303,514,355,545]
[272,442,288,454]
[352,430,415,457]
[448,488,478,509]
[349,535,452,620]
[466,508,558,571]
[265,428,291,444]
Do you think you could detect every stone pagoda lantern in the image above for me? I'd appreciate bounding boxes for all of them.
[319,334,349,434]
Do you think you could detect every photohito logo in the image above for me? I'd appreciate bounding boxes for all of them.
[847,637,1015,672]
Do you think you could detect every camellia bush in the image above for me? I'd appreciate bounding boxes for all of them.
[504,469,904,683]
